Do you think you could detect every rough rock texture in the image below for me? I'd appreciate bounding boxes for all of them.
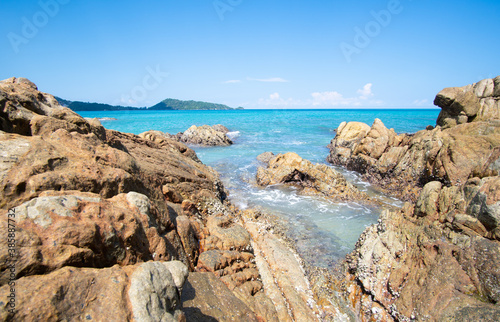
[345,181,500,321]
[435,76,500,128]
[327,117,500,202]
[0,261,188,321]
[178,124,233,146]
[339,78,500,321]
[182,272,260,321]
[0,78,317,321]
[257,152,369,201]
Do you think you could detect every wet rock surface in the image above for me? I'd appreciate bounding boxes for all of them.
[257,152,370,202]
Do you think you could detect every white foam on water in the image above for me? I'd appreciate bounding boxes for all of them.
[226,131,240,139]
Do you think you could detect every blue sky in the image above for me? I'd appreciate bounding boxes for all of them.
[1,0,499,109]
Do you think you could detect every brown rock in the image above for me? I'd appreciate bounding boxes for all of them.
[328,119,500,202]
[181,272,260,321]
[0,261,188,322]
[257,152,369,202]
[256,151,275,164]
[0,191,188,284]
[178,125,233,146]
[434,76,500,127]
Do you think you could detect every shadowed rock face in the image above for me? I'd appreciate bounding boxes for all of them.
[435,76,500,128]
[0,78,293,321]
[338,78,500,321]
[257,152,369,202]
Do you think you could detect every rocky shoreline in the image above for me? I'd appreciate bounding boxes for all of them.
[1,76,500,321]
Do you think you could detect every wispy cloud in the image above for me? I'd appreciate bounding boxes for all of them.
[258,92,302,107]
[412,99,430,106]
[257,83,383,108]
[247,77,290,83]
[223,79,241,84]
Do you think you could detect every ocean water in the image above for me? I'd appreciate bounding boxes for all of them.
[80,109,440,268]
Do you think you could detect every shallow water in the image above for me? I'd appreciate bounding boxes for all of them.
[80,108,439,269]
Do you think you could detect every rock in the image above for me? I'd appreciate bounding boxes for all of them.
[345,206,500,321]
[128,261,187,322]
[257,152,369,201]
[415,181,442,219]
[211,124,230,133]
[465,176,500,237]
[181,272,260,321]
[0,77,103,138]
[242,210,322,321]
[0,192,189,285]
[138,130,200,162]
[434,76,500,128]
[203,214,252,252]
[0,78,288,320]
[256,151,275,164]
[0,261,187,321]
[328,118,500,202]
[178,125,233,146]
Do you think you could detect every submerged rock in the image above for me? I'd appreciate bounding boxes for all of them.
[257,152,369,201]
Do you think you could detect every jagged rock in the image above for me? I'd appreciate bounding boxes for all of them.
[178,125,233,146]
[346,205,500,321]
[182,272,261,321]
[0,261,188,321]
[0,191,188,285]
[1,78,294,320]
[0,77,104,139]
[256,151,275,164]
[257,152,369,201]
[435,76,500,128]
[129,261,188,322]
[328,118,500,202]
[138,130,200,162]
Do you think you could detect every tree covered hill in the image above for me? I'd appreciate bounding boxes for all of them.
[55,97,243,111]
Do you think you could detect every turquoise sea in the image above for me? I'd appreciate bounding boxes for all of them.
[80,109,440,268]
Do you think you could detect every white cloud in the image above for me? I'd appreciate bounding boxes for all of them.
[256,83,382,108]
[258,92,301,107]
[223,80,241,84]
[357,83,373,99]
[247,77,290,83]
[311,83,380,107]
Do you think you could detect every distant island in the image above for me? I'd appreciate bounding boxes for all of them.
[55,97,244,111]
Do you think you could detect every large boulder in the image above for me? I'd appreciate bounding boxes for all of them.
[257,152,369,201]
[435,76,500,128]
[0,261,188,321]
[178,124,233,146]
